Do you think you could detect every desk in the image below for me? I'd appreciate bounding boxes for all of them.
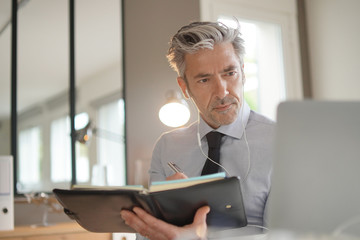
[0,222,111,240]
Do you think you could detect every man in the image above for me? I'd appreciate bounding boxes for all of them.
[121,21,275,240]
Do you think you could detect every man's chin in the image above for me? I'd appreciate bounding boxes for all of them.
[212,113,238,126]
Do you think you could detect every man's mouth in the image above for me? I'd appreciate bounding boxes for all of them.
[214,103,233,112]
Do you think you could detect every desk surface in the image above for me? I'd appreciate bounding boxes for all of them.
[0,222,111,239]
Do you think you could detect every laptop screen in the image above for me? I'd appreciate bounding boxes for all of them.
[267,101,360,237]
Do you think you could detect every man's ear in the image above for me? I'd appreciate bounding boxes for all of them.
[241,63,246,85]
[177,77,190,99]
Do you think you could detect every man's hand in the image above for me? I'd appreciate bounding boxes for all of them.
[166,172,187,181]
[120,205,210,240]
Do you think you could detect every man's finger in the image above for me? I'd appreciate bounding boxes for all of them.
[193,205,210,225]
[166,172,188,180]
[122,206,210,240]
[120,209,145,231]
[190,206,210,238]
[121,209,169,239]
[132,207,179,238]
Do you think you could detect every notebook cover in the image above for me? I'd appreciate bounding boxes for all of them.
[53,176,247,233]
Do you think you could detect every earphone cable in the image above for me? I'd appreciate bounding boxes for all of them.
[187,87,251,183]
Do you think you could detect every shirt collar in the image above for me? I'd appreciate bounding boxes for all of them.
[198,101,251,140]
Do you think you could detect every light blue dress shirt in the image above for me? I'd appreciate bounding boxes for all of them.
[138,102,275,239]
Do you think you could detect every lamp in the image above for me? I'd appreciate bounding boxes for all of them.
[159,90,190,127]
[74,120,124,186]
[75,121,92,144]
[75,121,124,144]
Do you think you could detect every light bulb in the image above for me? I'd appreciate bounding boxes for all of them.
[159,102,190,127]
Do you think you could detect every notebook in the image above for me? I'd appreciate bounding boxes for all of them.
[53,174,247,233]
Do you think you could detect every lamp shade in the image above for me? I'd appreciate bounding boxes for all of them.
[159,90,190,127]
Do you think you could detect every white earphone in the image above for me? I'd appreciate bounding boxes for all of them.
[185,88,190,99]
[193,75,251,183]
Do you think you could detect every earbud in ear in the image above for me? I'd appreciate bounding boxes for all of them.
[185,89,190,99]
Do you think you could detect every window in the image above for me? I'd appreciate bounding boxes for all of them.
[18,126,42,191]
[201,0,303,120]
[50,114,90,184]
[219,17,286,120]
[17,94,125,193]
[17,111,91,193]
[50,116,71,182]
[74,112,90,183]
[92,99,126,186]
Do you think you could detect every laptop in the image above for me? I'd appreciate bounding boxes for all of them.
[267,101,360,237]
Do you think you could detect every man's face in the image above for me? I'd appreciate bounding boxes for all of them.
[177,42,244,129]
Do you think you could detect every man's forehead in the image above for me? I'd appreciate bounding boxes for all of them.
[185,59,241,79]
[192,64,239,79]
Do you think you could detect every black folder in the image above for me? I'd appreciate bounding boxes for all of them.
[53,176,247,233]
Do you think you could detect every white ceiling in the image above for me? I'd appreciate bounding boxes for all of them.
[0,0,121,118]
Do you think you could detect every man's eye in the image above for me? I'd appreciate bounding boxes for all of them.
[227,71,237,76]
[198,78,208,83]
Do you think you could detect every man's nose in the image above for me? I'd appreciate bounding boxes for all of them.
[213,76,229,99]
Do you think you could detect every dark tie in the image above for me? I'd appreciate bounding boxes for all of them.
[201,131,223,175]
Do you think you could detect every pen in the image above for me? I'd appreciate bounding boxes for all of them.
[167,162,183,173]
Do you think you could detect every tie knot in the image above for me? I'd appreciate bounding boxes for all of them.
[206,131,223,149]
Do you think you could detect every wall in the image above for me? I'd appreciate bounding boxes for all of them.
[124,0,200,186]
[0,119,10,155]
[305,0,360,100]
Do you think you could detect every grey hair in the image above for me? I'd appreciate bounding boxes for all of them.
[166,21,245,79]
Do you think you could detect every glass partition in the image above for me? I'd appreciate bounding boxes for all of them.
[9,0,124,194]
[17,0,70,192]
[75,0,125,187]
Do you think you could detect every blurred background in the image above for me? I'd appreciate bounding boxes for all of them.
[0,0,359,228]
